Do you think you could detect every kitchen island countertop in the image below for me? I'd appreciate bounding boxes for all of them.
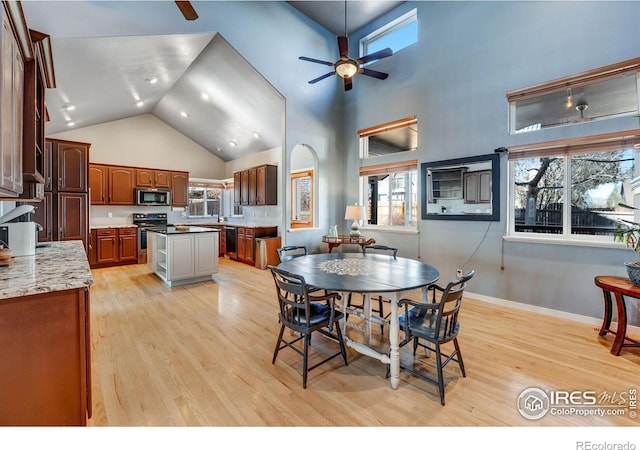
[153,226,220,235]
[0,240,94,300]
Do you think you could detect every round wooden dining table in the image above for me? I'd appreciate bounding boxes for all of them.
[277,252,440,389]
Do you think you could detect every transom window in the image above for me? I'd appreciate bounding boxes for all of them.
[507,57,640,135]
[359,8,417,60]
[508,130,640,242]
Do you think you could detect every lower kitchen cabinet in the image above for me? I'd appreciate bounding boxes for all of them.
[236,226,278,266]
[0,286,92,425]
[148,229,219,286]
[90,226,138,268]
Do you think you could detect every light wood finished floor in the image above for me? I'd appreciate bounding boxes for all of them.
[87,258,640,427]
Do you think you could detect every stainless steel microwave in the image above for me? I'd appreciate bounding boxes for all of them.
[136,188,171,206]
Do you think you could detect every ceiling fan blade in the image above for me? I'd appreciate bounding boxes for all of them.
[344,77,353,91]
[359,68,389,80]
[308,72,336,84]
[299,56,334,66]
[357,48,393,65]
[338,36,349,59]
[175,1,198,20]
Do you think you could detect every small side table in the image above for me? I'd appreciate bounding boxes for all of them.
[322,235,375,253]
[594,275,640,355]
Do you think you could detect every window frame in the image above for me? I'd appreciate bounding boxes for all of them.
[507,130,640,245]
[186,182,224,218]
[359,8,417,61]
[359,160,419,232]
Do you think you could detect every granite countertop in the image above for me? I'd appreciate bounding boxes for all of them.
[91,224,137,229]
[151,226,220,235]
[0,240,94,300]
[174,222,278,228]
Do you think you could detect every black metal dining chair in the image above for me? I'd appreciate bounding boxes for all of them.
[276,245,308,262]
[268,265,348,389]
[346,245,398,335]
[390,270,474,405]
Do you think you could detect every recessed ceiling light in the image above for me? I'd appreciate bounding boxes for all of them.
[180,111,189,118]
[61,104,75,111]
[146,76,158,84]
[67,121,75,127]
[201,92,209,101]
[136,101,144,107]
[229,140,237,147]
[252,131,261,139]
[216,147,222,152]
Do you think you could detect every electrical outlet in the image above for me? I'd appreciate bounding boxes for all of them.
[456,269,463,278]
[107,212,112,218]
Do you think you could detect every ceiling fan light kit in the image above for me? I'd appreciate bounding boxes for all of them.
[298,1,393,91]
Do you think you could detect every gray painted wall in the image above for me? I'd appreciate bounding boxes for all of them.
[342,1,640,324]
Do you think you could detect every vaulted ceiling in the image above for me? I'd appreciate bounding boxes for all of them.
[22,1,403,162]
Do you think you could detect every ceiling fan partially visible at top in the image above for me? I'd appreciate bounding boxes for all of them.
[299,1,393,91]
[175,1,198,21]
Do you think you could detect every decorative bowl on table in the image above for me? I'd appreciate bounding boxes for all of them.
[175,225,190,231]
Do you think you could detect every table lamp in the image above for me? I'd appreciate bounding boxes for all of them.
[345,204,365,237]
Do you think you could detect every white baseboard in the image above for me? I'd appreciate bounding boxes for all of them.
[465,290,640,336]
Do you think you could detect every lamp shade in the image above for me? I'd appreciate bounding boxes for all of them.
[345,205,365,220]
[335,60,358,79]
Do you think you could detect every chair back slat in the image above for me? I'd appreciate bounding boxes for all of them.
[270,267,312,327]
[276,246,308,262]
[432,271,474,340]
[362,245,398,258]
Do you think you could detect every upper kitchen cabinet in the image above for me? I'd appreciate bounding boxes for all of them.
[108,166,135,205]
[88,163,107,204]
[136,168,171,189]
[171,171,188,207]
[0,2,31,197]
[49,138,90,192]
[233,164,277,207]
[22,29,55,186]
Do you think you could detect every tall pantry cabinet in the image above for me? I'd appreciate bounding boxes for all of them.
[28,139,90,251]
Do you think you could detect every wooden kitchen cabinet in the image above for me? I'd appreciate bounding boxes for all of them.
[0,4,25,197]
[57,192,88,249]
[236,225,277,266]
[233,164,277,206]
[108,166,135,205]
[136,168,171,189]
[171,171,188,207]
[92,227,137,267]
[89,163,135,205]
[89,163,108,204]
[0,286,92,425]
[53,140,89,193]
[255,164,277,205]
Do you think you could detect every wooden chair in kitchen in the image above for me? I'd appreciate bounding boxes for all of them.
[390,270,474,405]
[346,245,398,335]
[268,265,348,389]
[276,245,308,262]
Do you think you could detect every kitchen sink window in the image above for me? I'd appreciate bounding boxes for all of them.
[187,183,223,218]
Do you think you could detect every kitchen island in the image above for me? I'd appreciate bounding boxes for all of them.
[148,226,219,287]
[0,240,94,425]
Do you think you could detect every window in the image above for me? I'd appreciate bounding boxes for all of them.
[508,130,640,242]
[507,57,640,134]
[291,169,314,229]
[359,8,417,60]
[187,182,224,217]
[360,160,418,229]
[359,116,417,159]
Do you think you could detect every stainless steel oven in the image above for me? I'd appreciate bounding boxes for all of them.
[132,213,167,263]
